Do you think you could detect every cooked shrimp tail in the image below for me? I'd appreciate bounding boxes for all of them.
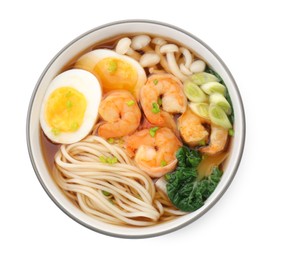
[199,124,228,155]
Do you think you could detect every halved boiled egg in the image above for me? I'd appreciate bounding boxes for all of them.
[40,69,101,144]
[74,49,146,99]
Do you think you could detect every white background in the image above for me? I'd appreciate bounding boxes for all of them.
[1,0,281,259]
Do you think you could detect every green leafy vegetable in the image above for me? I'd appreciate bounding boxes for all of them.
[166,146,223,212]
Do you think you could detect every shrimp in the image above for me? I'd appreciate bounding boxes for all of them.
[98,90,141,139]
[200,125,228,155]
[125,127,182,178]
[140,74,187,133]
[178,106,209,146]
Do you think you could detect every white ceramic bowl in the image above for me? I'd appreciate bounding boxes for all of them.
[27,20,245,238]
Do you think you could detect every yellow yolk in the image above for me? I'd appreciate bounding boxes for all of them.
[45,87,87,134]
[93,58,138,93]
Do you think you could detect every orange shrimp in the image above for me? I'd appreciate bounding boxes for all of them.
[178,106,209,146]
[140,74,187,133]
[200,125,228,155]
[125,127,182,178]
[98,90,141,139]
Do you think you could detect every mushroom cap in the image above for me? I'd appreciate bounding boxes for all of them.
[160,44,179,54]
[115,37,132,55]
[131,35,151,50]
[152,37,167,46]
[139,53,161,67]
[190,60,206,73]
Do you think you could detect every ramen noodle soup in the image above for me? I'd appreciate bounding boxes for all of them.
[40,34,234,227]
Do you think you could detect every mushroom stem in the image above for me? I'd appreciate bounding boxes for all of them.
[180,63,192,76]
[179,47,193,68]
[155,45,171,73]
[126,48,141,61]
[166,52,188,82]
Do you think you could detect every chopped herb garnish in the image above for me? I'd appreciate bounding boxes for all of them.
[126,100,135,106]
[153,79,158,85]
[229,128,234,136]
[99,156,107,163]
[99,156,118,164]
[157,97,162,106]
[71,122,79,131]
[65,91,72,98]
[107,138,114,144]
[108,60,118,73]
[107,157,118,164]
[102,190,111,196]
[66,100,73,108]
[161,160,167,167]
[152,102,160,114]
[198,140,206,146]
[51,128,60,136]
[149,127,159,137]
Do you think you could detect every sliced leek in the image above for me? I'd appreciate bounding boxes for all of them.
[184,80,207,102]
[209,104,232,129]
[209,93,231,115]
[201,82,226,96]
[190,72,219,85]
[189,102,210,120]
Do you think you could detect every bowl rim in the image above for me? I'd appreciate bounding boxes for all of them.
[26,19,246,239]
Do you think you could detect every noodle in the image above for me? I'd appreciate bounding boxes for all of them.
[54,135,181,226]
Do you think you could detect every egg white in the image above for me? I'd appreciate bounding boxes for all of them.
[75,49,147,99]
[40,69,101,144]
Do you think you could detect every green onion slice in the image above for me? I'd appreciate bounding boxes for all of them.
[201,82,226,96]
[209,93,231,114]
[190,72,219,85]
[184,80,207,102]
[189,102,210,120]
[209,104,232,129]
[152,102,160,114]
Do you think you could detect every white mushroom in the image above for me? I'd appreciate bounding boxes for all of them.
[131,35,151,51]
[179,47,193,68]
[180,63,192,76]
[115,37,131,55]
[115,37,141,60]
[155,44,170,73]
[148,67,165,74]
[139,52,161,67]
[160,44,188,82]
[152,37,167,46]
[190,60,206,73]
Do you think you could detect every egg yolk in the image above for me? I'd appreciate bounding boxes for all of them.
[93,58,138,93]
[45,87,87,134]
